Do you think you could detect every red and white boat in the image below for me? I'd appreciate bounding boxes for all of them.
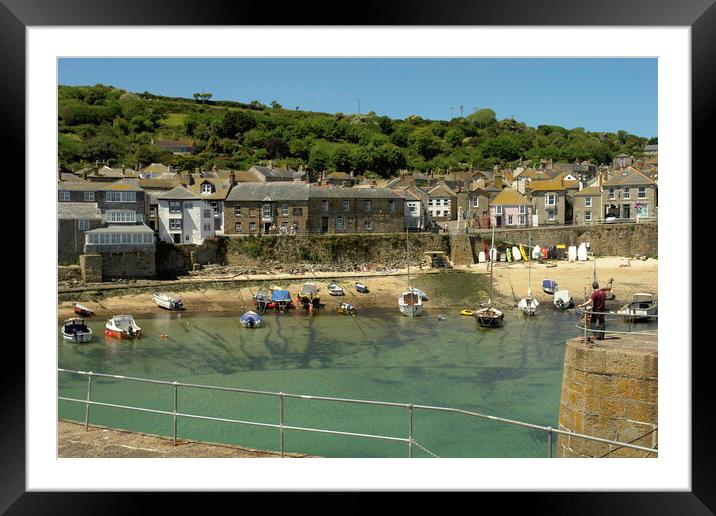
[72,303,95,317]
[105,315,142,339]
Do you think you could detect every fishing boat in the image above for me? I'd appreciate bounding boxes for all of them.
[105,314,141,339]
[239,310,262,328]
[336,302,356,316]
[618,293,658,321]
[475,224,504,328]
[72,303,94,317]
[298,282,320,311]
[518,235,539,316]
[61,317,93,343]
[553,290,574,310]
[271,289,293,311]
[542,279,558,295]
[399,229,422,317]
[328,283,344,296]
[355,283,369,293]
[253,288,273,311]
[152,292,184,311]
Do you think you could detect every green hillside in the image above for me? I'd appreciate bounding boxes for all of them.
[58,84,655,177]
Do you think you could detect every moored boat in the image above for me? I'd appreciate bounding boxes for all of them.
[553,290,574,310]
[105,315,142,339]
[409,287,429,301]
[355,282,369,293]
[399,290,423,317]
[271,289,294,311]
[618,293,657,321]
[336,302,356,316]
[474,306,504,327]
[298,282,320,310]
[239,310,263,328]
[62,317,93,343]
[153,292,184,311]
[72,303,95,317]
[253,289,273,311]
[542,279,558,295]
[328,283,344,296]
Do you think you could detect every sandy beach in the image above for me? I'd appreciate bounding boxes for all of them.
[58,256,656,319]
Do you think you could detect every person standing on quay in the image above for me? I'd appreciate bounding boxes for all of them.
[578,282,608,342]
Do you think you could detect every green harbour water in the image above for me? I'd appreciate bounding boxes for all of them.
[58,275,656,458]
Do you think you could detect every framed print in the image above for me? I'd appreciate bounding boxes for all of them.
[5,0,713,511]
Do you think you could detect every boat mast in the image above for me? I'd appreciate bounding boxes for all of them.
[489,223,495,306]
[406,227,410,289]
[527,233,532,298]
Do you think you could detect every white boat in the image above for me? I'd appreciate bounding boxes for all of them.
[239,310,262,328]
[328,283,344,296]
[618,293,657,321]
[478,251,486,263]
[153,292,184,311]
[518,234,539,316]
[399,229,422,317]
[577,243,588,261]
[62,317,93,343]
[568,246,578,262]
[553,290,574,310]
[105,315,142,339]
[476,225,504,328]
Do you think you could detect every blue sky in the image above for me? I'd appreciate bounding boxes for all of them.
[59,58,657,137]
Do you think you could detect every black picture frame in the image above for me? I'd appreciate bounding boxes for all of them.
[6,0,712,512]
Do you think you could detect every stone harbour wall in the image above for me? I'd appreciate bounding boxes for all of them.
[557,334,658,458]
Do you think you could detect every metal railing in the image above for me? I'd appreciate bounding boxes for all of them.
[58,368,658,458]
[575,309,658,340]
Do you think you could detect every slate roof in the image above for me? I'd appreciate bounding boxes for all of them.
[57,202,102,220]
[528,178,567,192]
[188,179,232,200]
[308,186,399,199]
[250,165,305,180]
[101,179,143,192]
[603,170,656,187]
[227,182,310,202]
[574,186,602,197]
[58,181,104,192]
[157,186,201,200]
[426,183,458,198]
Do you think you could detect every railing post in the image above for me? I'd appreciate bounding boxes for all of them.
[547,426,553,458]
[408,404,413,458]
[172,381,178,446]
[84,372,93,431]
[583,311,588,343]
[279,392,285,458]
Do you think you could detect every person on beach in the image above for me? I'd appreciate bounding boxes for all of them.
[578,282,608,342]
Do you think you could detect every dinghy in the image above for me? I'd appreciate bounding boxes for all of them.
[336,302,356,316]
[355,282,369,293]
[542,279,558,295]
[328,283,344,296]
[153,292,184,311]
[62,317,93,343]
[72,303,95,317]
[239,311,262,328]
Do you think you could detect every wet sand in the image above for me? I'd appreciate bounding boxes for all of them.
[58,256,657,319]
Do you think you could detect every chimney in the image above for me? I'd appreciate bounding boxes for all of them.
[494,175,503,190]
[230,170,236,186]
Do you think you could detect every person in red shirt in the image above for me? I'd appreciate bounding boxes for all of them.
[578,282,608,341]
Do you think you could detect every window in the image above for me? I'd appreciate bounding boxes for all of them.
[185,235,190,241]
[608,188,615,200]
[472,197,479,208]
[59,191,70,201]
[84,191,95,201]
[638,187,647,198]
[110,233,120,244]
[336,216,345,230]
[585,211,592,222]
[548,210,556,221]
[293,207,303,216]
[388,200,396,213]
[78,219,89,230]
[585,196,592,207]
[428,200,435,206]
[249,222,256,231]
[282,203,289,216]
[363,220,372,231]
[443,210,449,217]
[122,233,131,244]
[363,200,372,213]
[623,187,630,199]
[518,206,526,215]
[169,219,182,231]
[494,205,503,215]
[211,201,219,214]
[150,206,157,215]
[263,204,272,217]
[343,200,350,212]
[518,214,526,225]
[636,204,649,217]
[321,200,328,212]
[201,183,213,194]
[106,210,136,223]
[235,222,242,232]
[508,215,513,225]
[106,191,136,203]
[234,206,241,216]
[185,202,193,209]
[545,194,556,206]
[203,223,212,231]
[204,209,211,218]
[169,201,181,214]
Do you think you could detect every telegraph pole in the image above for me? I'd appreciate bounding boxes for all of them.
[460,105,464,118]
[451,107,454,119]
[355,98,361,114]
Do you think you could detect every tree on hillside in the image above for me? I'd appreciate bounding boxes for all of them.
[193,92,213,104]
[467,108,497,128]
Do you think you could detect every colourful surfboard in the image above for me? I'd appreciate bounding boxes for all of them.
[519,244,528,261]
[506,246,513,262]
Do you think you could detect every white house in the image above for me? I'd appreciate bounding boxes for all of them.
[157,186,215,244]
